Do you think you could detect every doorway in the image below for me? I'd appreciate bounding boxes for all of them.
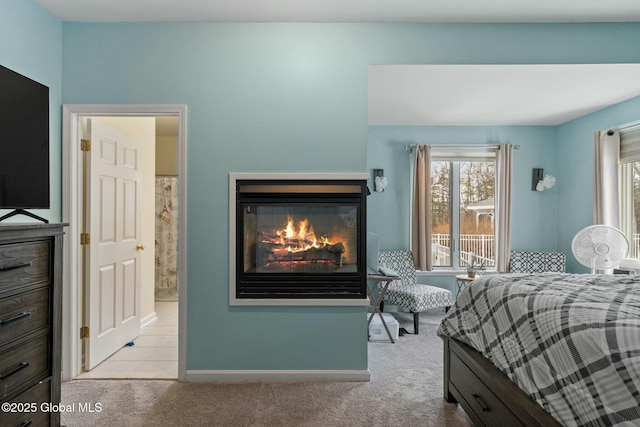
[61,105,187,382]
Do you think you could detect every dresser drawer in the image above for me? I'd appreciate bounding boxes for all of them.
[450,349,523,427]
[0,288,50,346]
[1,379,52,427]
[0,242,50,294]
[0,333,49,400]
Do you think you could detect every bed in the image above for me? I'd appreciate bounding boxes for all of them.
[437,273,640,427]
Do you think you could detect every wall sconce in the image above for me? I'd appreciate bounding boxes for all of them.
[373,169,387,192]
[532,168,556,191]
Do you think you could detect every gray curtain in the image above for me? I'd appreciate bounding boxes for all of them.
[594,129,621,228]
[411,145,432,270]
[495,144,513,272]
[155,177,179,289]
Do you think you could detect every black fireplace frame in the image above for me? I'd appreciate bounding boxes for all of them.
[235,179,367,300]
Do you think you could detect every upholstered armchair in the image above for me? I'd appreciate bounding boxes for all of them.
[378,250,453,334]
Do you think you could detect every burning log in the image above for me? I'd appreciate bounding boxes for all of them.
[260,232,344,254]
[256,217,347,272]
[264,246,343,263]
[260,232,314,249]
[325,242,345,253]
[258,235,345,271]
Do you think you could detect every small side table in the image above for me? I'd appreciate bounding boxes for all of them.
[455,274,476,298]
[367,273,400,343]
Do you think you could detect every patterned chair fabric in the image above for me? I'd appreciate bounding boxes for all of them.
[508,250,566,273]
[378,250,453,334]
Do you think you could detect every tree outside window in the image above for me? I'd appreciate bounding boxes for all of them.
[431,159,495,269]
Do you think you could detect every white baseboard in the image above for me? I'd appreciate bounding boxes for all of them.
[185,369,371,382]
[140,311,157,328]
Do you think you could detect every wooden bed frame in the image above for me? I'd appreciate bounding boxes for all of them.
[443,337,562,427]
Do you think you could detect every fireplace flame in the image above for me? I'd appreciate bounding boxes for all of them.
[257,216,349,271]
[270,217,334,254]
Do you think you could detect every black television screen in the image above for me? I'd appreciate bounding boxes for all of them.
[0,64,50,211]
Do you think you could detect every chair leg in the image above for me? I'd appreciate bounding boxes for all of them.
[412,311,419,334]
[380,300,384,312]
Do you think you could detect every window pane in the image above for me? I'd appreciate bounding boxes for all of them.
[431,161,451,266]
[459,161,495,268]
[633,161,640,258]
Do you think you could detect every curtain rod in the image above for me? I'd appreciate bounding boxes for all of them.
[404,143,520,152]
[619,119,640,133]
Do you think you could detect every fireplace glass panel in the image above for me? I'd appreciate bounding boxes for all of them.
[243,205,359,274]
[235,178,366,300]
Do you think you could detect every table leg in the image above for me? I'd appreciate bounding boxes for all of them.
[366,280,395,343]
[456,279,465,298]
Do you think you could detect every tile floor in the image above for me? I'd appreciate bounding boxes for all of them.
[75,301,178,379]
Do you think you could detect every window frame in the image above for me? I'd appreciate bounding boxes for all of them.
[618,123,640,258]
[424,147,497,273]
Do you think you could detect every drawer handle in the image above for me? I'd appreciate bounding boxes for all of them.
[0,261,32,272]
[20,421,33,427]
[472,393,490,412]
[0,361,30,380]
[0,311,31,325]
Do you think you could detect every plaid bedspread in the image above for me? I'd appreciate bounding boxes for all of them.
[437,273,640,427]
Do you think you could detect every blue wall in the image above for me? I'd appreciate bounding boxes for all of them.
[556,95,640,272]
[368,99,640,278]
[62,23,374,371]
[0,0,62,223]
[3,2,639,373]
[367,126,559,296]
[60,22,640,372]
[367,126,558,252]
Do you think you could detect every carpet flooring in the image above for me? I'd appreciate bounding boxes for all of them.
[61,310,472,427]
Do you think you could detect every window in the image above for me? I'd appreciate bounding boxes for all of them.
[430,150,496,270]
[619,126,640,258]
[625,162,640,257]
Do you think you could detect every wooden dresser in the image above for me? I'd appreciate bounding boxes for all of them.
[0,224,64,427]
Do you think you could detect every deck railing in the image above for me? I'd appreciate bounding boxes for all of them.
[433,233,640,267]
[432,233,495,267]
[632,234,640,259]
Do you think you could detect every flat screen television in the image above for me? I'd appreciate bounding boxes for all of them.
[0,64,49,223]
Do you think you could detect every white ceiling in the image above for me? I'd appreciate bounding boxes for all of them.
[369,64,640,126]
[33,0,640,23]
[34,0,640,126]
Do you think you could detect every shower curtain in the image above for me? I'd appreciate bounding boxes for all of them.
[155,177,179,290]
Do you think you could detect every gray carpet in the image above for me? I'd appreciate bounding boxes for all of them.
[61,310,472,427]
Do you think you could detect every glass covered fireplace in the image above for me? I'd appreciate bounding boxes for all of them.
[234,179,367,300]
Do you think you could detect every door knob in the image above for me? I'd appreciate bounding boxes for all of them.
[136,244,145,251]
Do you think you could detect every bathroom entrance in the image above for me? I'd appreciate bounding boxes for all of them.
[62,105,186,381]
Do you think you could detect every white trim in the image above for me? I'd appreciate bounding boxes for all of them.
[230,172,369,181]
[140,311,158,329]
[416,270,468,277]
[61,104,187,382]
[229,172,369,306]
[233,298,370,306]
[417,269,497,276]
[185,369,371,382]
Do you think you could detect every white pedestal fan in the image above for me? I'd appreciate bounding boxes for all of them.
[571,225,629,271]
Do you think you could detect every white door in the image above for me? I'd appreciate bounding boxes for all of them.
[85,118,142,370]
